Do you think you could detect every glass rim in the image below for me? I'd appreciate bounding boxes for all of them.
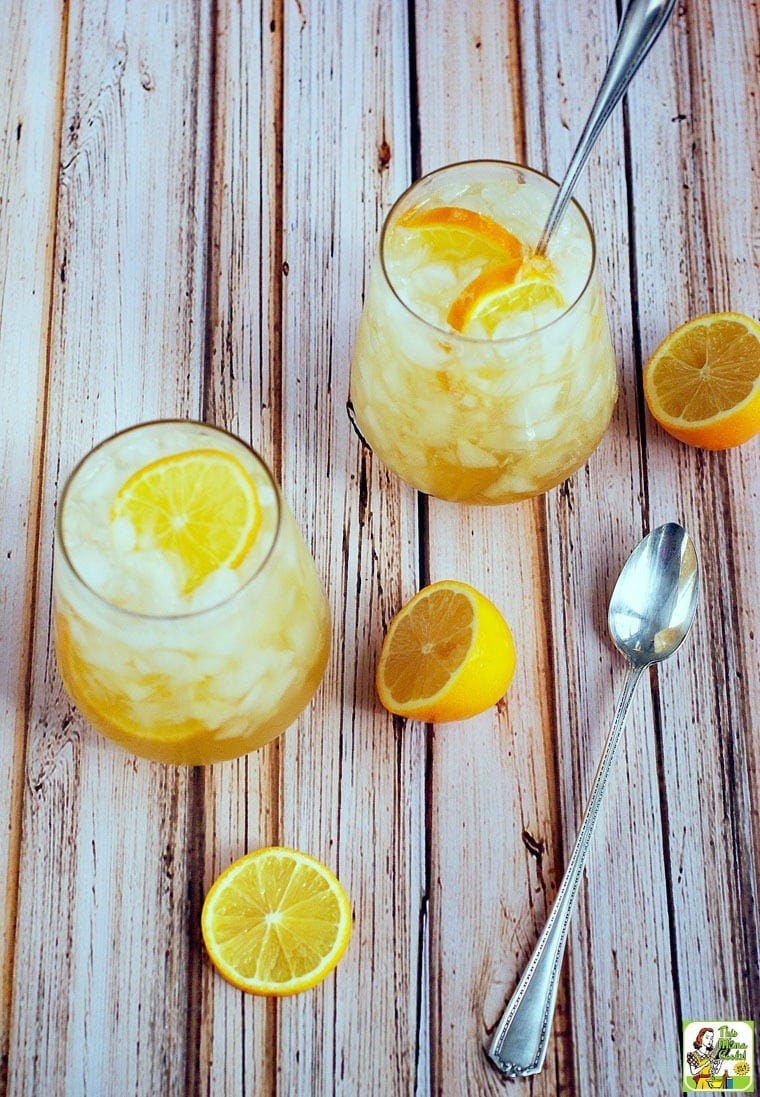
[378,158,598,345]
[55,419,283,622]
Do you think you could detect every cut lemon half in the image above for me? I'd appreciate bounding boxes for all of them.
[643,312,760,449]
[112,448,261,594]
[376,580,516,722]
[447,265,565,334]
[201,847,352,997]
[397,204,524,271]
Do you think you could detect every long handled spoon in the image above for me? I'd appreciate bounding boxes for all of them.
[488,522,699,1078]
[536,0,677,256]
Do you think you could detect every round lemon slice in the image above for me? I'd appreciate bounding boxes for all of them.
[111,448,261,595]
[201,847,352,996]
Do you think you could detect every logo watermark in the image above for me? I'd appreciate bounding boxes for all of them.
[682,1020,755,1092]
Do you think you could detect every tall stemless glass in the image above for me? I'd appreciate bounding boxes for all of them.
[349,160,618,504]
[53,420,331,765]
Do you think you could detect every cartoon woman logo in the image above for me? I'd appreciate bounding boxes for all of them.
[686,1027,729,1090]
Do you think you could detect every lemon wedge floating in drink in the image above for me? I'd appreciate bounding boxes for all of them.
[376,580,516,722]
[396,203,565,335]
[201,847,352,996]
[398,204,525,272]
[111,448,261,595]
[448,264,565,335]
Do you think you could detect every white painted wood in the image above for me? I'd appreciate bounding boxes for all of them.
[0,3,67,1082]
[275,1,427,1092]
[0,0,757,1093]
[519,0,685,1089]
[196,4,279,1091]
[412,2,575,1092]
[627,0,760,1027]
[8,2,212,1093]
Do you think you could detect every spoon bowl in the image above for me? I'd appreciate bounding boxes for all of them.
[488,523,699,1078]
[609,521,699,668]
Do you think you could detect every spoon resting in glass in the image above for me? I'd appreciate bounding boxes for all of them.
[536,0,677,256]
[488,522,699,1078]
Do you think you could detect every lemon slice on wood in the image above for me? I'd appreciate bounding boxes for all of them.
[202,847,352,996]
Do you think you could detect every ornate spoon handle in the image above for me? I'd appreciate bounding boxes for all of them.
[488,664,644,1077]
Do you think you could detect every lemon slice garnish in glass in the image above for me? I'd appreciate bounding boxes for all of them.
[111,448,261,596]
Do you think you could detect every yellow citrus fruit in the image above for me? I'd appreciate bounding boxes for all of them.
[447,264,565,334]
[643,312,760,449]
[201,847,352,996]
[111,448,261,594]
[397,204,524,271]
[376,580,516,722]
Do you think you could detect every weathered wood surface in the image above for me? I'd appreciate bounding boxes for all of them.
[1,1,758,1094]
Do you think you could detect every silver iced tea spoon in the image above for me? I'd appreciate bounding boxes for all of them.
[488,522,699,1078]
[536,0,677,255]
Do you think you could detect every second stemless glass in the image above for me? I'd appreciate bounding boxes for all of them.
[53,421,331,766]
[350,160,618,504]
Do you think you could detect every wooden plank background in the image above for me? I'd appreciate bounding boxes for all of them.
[1,1,758,1094]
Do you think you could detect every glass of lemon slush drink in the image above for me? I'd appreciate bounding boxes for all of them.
[350,160,617,503]
[53,421,331,765]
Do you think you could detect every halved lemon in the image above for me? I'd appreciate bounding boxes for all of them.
[376,580,516,722]
[643,312,760,449]
[397,204,524,271]
[201,847,352,996]
[447,265,565,334]
[111,448,261,594]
